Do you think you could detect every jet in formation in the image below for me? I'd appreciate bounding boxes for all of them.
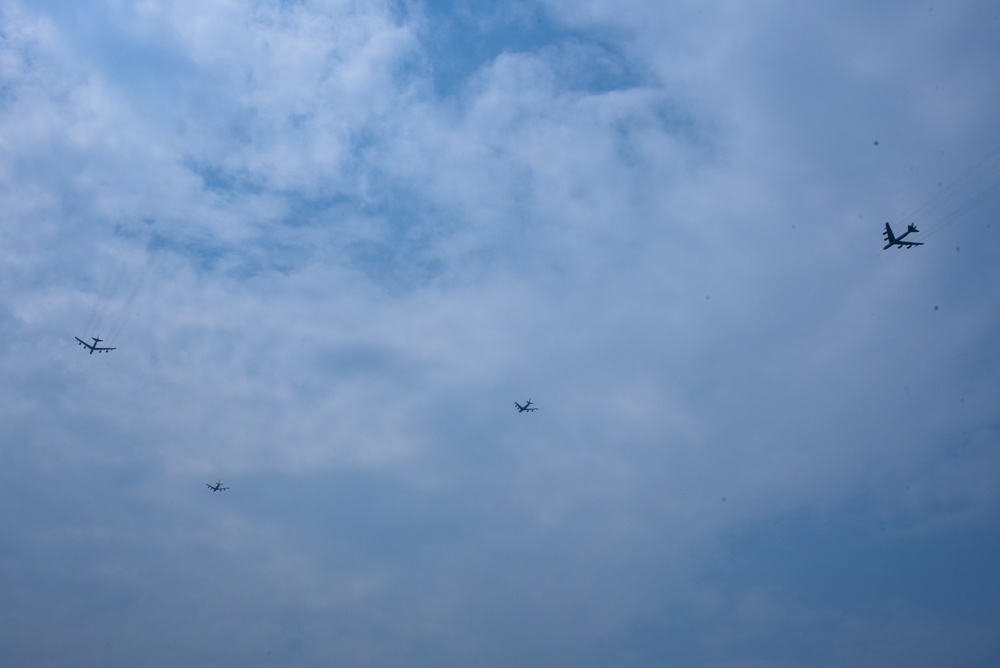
[206,480,229,492]
[882,223,924,250]
[75,336,116,354]
[514,399,538,413]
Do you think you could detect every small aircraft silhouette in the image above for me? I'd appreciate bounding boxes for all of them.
[883,223,924,250]
[514,399,538,413]
[75,336,116,354]
[206,480,229,492]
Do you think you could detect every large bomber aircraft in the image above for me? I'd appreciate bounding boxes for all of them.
[882,223,924,249]
[514,399,538,413]
[75,336,116,354]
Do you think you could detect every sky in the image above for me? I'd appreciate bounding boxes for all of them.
[2,1,1000,666]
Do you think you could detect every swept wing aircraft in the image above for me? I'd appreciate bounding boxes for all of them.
[75,336,116,354]
[515,399,538,413]
[883,223,924,250]
[206,480,229,492]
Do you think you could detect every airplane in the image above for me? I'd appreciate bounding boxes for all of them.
[882,222,924,250]
[206,480,229,492]
[75,336,116,354]
[514,399,538,413]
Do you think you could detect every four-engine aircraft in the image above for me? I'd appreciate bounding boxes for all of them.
[882,223,924,249]
[514,399,538,413]
[75,336,116,354]
[206,480,229,492]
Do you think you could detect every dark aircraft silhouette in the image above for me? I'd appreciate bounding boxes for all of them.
[75,336,116,354]
[206,480,229,492]
[883,223,924,249]
[514,399,538,413]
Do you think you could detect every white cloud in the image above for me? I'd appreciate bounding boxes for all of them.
[2,1,1000,666]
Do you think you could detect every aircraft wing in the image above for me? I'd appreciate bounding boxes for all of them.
[76,337,115,352]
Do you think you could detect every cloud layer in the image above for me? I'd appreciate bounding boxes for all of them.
[2,1,1000,666]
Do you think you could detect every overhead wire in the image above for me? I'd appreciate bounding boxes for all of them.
[108,252,157,344]
[83,260,128,335]
[80,241,159,347]
[893,148,1000,241]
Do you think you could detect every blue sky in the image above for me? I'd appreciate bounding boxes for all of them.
[2,1,1000,666]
